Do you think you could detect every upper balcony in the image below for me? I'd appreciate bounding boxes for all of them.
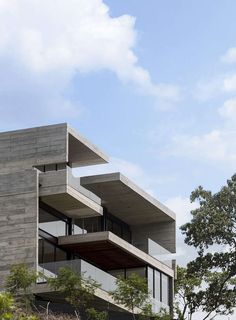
[39,166,103,218]
[80,172,175,226]
[80,172,176,254]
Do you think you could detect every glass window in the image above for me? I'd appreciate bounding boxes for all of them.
[123,226,131,243]
[39,208,67,237]
[38,237,43,264]
[126,267,146,278]
[112,222,122,237]
[147,267,154,297]
[42,241,55,263]
[83,217,101,233]
[154,270,161,301]
[107,218,113,232]
[55,247,67,262]
[109,269,125,279]
[161,274,169,305]
[73,219,84,234]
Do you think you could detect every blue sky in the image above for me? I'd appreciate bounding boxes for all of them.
[0,1,236,318]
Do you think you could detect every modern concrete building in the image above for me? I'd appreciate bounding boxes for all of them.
[0,123,176,319]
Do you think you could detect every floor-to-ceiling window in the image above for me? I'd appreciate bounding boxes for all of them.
[147,267,170,307]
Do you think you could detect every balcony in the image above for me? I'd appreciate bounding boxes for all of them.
[36,259,168,314]
[148,239,174,269]
[39,167,103,218]
[58,232,174,277]
[36,259,140,314]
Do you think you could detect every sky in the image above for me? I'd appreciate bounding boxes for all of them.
[0,0,235,318]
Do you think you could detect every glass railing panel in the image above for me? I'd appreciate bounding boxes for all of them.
[68,168,101,205]
[81,260,117,292]
[148,239,173,268]
[38,259,116,293]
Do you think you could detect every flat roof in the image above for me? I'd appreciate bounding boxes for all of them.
[80,172,176,226]
[0,123,109,168]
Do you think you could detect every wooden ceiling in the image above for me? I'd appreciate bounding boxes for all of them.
[61,240,146,270]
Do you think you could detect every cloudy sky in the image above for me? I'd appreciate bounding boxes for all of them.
[0,0,235,318]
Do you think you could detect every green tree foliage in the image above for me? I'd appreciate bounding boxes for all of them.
[139,304,171,320]
[5,264,38,312]
[180,174,236,319]
[0,291,38,320]
[110,273,149,320]
[86,308,107,320]
[174,266,201,320]
[0,292,14,320]
[5,264,37,295]
[110,273,171,320]
[48,266,107,320]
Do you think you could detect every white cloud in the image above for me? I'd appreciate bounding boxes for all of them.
[223,74,236,92]
[164,196,198,228]
[221,47,236,64]
[218,98,236,120]
[0,0,180,116]
[195,73,236,101]
[194,77,223,101]
[166,129,236,165]
[163,96,236,166]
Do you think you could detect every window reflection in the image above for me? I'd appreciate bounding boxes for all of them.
[161,274,169,305]
[39,207,67,237]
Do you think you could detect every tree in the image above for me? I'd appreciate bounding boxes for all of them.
[48,266,107,320]
[174,266,202,320]
[5,264,38,312]
[0,291,39,320]
[0,292,14,320]
[180,174,236,319]
[110,273,150,320]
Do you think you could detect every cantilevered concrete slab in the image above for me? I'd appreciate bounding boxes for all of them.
[39,168,103,218]
[58,231,174,277]
[80,173,176,226]
[68,126,108,167]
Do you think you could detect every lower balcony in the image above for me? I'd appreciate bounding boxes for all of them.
[35,259,140,315]
[35,258,169,315]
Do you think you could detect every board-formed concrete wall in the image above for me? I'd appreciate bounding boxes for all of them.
[0,169,38,288]
[0,123,68,174]
[131,221,176,254]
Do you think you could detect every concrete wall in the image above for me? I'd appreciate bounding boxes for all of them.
[131,221,176,254]
[0,169,38,288]
[0,123,68,173]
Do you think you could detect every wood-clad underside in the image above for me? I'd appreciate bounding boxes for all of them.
[61,240,145,270]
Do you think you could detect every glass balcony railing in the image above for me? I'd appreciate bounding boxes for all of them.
[38,259,117,293]
[38,259,169,314]
[148,239,174,268]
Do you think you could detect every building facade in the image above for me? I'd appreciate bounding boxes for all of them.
[0,123,176,319]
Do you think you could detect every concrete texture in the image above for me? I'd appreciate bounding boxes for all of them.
[132,221,176,253]
[58,231,174,277]
[39,168,103,218]
[0,169,38,286]
[80,172,176,226]
[0,123,108,174]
